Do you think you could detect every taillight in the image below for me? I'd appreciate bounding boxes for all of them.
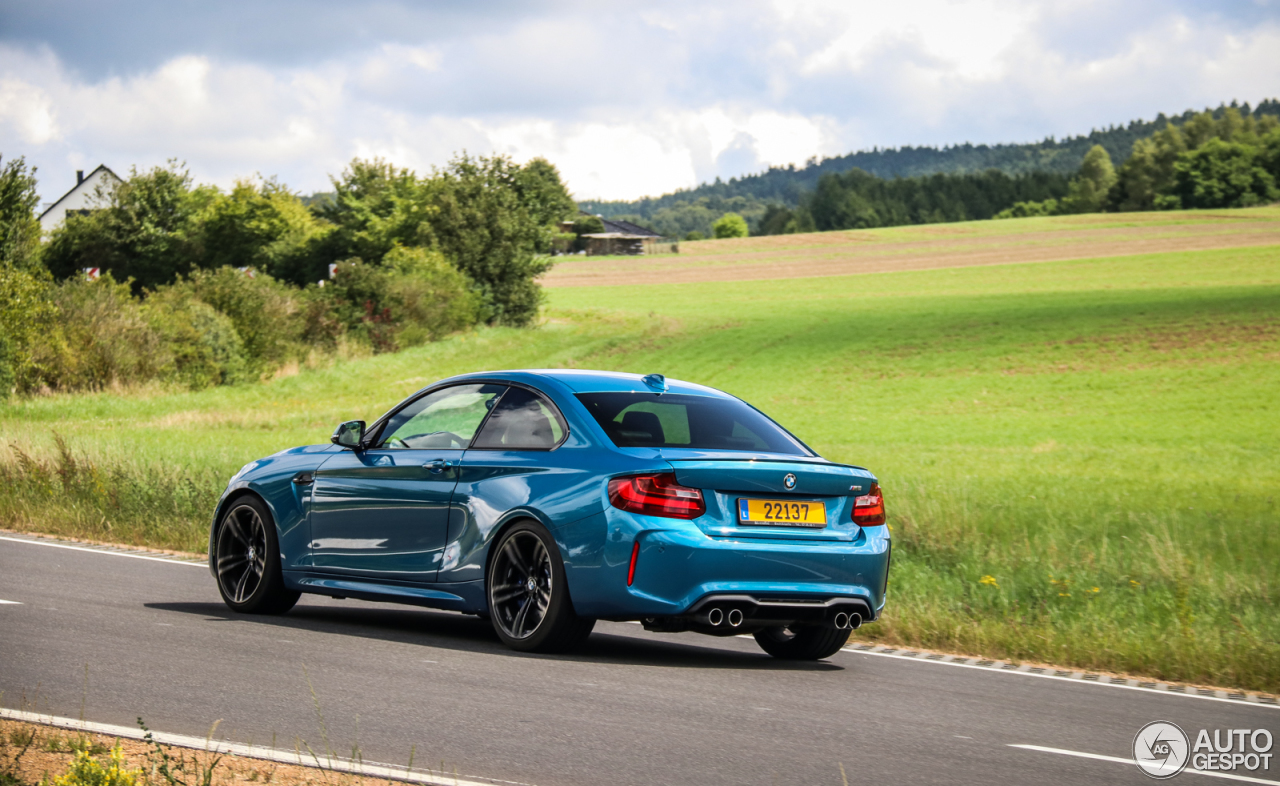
[608,473,706,519]
[852,483,885,526]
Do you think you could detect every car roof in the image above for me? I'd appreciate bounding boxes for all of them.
[434,369,731,398]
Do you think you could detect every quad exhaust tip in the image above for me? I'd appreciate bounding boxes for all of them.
[706,607,724,626]
[727,608,744,627]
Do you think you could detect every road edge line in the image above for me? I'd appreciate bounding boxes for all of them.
[841,647,1279,710]
[1008,744,1278,784]
[0,708,523,786]
[0,535,205,567]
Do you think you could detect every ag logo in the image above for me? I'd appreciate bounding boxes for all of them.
[783,473,797,490]
[1134,721,1190,779]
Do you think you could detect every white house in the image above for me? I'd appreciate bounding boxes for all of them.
[38,165,123,233]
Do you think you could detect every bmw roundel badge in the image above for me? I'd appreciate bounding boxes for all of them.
[783,473,797,490]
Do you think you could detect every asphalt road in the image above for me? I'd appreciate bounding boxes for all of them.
[2,536,1276,786]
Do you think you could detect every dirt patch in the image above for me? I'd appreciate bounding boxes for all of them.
[0,719,451,786]
[543,220,1280,287]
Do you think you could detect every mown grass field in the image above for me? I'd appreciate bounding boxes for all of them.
[3,211,1277,692]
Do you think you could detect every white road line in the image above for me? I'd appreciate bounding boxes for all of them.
[1009,744,1278,784]
[841,647,1279,711]
[0,599,21,605]
[0,536,204,567]
[0,708,531,786]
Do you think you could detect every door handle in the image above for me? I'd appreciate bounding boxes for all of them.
[424,459,455,474]
[292,471,314,485]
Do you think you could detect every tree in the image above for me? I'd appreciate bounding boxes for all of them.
[0,156,43,272]
[43,162,208,291]
[514,158,577,231]
[712,212,749,238]
[1058,145,1116,213]
[199,178,331,285]
[1170,139,1278,209]
[318,158,435,275]
[425,154,552,326]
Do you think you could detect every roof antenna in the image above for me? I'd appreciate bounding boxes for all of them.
[642,374,667,394]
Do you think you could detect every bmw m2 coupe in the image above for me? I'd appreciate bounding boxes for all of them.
[209,370,890,659]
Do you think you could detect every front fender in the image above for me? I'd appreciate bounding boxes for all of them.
[207,444,339,578]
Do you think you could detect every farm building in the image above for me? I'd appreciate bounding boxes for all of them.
[38,165,123,233]
[562,213,679,256]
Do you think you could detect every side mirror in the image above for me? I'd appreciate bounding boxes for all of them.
[331,420,366,450]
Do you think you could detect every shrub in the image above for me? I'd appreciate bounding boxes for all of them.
[161,267,303,375]
[994,199,1058,219]
[0,266,56,395]
[144,289,248,388]
[28,275,170,393]
[382,246,484,345]
[683,230,705,241]
[711,212,749,238]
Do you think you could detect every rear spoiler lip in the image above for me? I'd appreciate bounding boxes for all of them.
[661,454,872,473]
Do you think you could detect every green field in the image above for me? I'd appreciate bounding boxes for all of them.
[3,217,1278,692]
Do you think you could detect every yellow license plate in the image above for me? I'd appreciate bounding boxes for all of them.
[737,498,827,528]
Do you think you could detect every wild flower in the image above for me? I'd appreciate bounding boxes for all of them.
[50,745,139,786]
[979,575,999,588]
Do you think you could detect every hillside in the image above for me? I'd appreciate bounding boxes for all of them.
[580,99,1280,224]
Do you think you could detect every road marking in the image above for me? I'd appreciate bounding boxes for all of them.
[0,535,205,567]
[0,708,531,786]
[0,599,21,605]
[841,647,1279,711]
[1009,744,1278,784]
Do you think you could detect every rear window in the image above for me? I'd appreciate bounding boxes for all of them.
[576,392,811,455]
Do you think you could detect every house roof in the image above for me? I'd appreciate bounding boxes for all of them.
[38,164,123,221]
[601,218,663,237]
[578,210,663,238]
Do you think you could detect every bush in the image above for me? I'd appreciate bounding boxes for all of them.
[28,275,170,393]
[0,266,56,395]
[994,199,1059,219]
[683,230,705,241]
[159,267,304,375]
[318,250,480,353]
[144,289,247,388]
[712,212,749,238]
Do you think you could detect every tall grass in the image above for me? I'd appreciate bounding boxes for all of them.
[0,434,221,552]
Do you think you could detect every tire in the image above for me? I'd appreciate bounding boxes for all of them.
[753,625,851,660]
[487,521,595,653]
[214,495,300,615]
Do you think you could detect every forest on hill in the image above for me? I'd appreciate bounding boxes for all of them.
[583,99,1280,237]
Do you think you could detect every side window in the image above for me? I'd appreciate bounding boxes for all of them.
[378,384,507,449]
[472,387,567,450]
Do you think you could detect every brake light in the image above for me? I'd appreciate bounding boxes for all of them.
[852,483,885,526]
[608,473,706,519]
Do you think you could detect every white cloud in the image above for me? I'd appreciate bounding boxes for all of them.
[1,1,1277,203]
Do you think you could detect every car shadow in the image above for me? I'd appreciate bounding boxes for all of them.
[144,599,844,672]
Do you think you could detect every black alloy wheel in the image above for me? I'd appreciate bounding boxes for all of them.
[753,624,851,660]
[487,521,594,652]
[214,496,299,614]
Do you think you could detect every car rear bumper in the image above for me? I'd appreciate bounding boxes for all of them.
[556,509,890,620]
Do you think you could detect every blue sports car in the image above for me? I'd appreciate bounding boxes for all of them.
[209,370,890,659]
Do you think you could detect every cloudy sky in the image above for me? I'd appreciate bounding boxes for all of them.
[2,1,1278,204]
